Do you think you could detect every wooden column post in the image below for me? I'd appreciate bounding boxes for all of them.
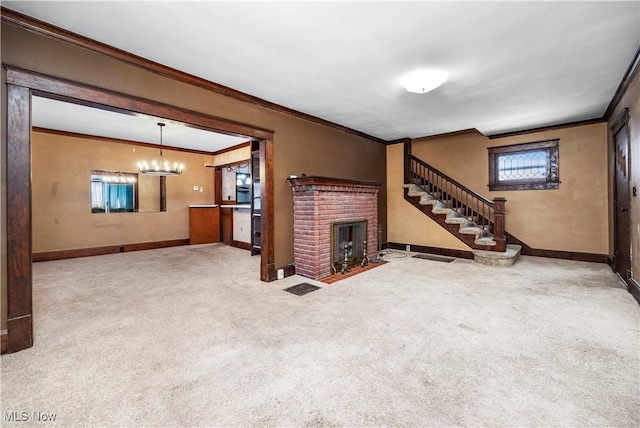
[6,84,33,353]
[403,138,412,184]
[492,197,507,252]
[261,138,276,282]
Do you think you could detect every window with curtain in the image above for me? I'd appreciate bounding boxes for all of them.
[91,170,137,213]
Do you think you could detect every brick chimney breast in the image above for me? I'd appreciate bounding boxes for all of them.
[288,176,382,280]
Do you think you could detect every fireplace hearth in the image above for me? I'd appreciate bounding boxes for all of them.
[288,176,381,280]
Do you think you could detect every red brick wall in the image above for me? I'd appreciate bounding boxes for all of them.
[290,183,379,279]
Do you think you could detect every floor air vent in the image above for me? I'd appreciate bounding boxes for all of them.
[412,254,455,263]
[284,283,321,296]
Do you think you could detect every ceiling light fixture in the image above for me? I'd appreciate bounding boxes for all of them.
[138,123,184,176]
[401,69,448,94]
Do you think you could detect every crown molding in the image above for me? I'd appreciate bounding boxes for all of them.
[0,7,387,145]
[487,118,605,140]
[32,127,216,155]
[385,137,412,146]
[212,141,251,157]
[604,45,640,120]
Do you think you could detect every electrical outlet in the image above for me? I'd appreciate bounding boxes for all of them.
[406,245,411,252]
[199,187,203,192]
[277,269,284,280]
[192,185,199,191]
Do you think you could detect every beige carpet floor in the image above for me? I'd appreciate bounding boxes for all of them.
[1,244,638,427]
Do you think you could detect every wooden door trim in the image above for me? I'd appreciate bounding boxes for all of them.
[610,108,631,281]
[4,66,276,353]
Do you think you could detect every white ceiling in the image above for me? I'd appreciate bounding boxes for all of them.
[32,96,249,152]
[7,1,640,141]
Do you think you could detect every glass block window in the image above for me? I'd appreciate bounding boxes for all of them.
[488,140,559,191]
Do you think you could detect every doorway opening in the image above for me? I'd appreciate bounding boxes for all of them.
[4,67,275,354]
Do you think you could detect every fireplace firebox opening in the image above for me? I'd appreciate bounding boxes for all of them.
[331,220,368,274]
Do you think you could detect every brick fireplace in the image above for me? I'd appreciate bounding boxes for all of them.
[287,176,382,279]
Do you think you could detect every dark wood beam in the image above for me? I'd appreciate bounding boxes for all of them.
[6,66,274,140]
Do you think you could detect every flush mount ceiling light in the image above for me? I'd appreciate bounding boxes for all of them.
[401,69,449,94]
[138,123,184,176]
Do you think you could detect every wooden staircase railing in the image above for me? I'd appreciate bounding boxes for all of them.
[407,154,506,251]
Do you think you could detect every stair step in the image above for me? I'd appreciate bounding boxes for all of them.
[473,245,522,266]
[419,199,438,207]
[446,219,475,229]
[418,193,438,205]
[459,226,488,237]
[444,210,467,224]
[431,202,451,215]
[475,236,497,246]
[403,183,422,191]
[406,180,506,254]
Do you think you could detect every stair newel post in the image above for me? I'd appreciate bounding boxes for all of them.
[492,197,507,252]
[403,138,412,184]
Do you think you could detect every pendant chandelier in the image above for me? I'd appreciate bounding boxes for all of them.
[138,123,184,176]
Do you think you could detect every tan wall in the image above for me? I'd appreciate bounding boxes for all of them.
[608,66,640,281]
[0,23,387,329]
[386,143,469,250]
[388,124,610,254]
[213,145,251,166]
[32,131,214,252]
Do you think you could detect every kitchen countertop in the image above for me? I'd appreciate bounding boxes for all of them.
[189,204,218,208]
[220,204,251,209]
